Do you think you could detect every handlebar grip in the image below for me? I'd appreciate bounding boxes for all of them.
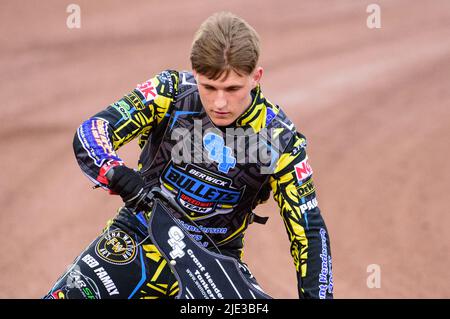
[145,187,185,216]
[105,167,115,181]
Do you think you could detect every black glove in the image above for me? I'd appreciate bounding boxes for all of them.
[106,165,145,208]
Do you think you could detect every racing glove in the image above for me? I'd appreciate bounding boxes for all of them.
[101,164,145,208]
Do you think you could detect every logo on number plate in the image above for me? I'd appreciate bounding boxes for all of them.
[168,226,186,259]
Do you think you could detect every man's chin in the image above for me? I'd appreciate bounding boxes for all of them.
[210,117,235,127]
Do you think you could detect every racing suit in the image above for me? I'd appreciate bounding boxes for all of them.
[45,70,333,299]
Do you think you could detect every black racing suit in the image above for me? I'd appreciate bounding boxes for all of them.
[44,70,333,299]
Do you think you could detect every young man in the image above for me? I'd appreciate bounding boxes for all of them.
[45,11,333,299]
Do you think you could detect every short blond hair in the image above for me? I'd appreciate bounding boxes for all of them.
[190,12,260,80]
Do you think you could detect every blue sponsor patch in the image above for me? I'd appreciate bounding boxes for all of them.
[265,107,276,126]
[77,118,121,167]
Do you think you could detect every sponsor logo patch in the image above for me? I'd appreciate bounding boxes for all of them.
[78,118,118,167]
[265,107,276,126]
[95,230,137,265]
[319,228,333,298]
[292,139,307,156]
[136,78,157,102]
[125,91,146,110]
[297,177,315,198]
[51,289,66,299]
[294,155,313,182]
[161,163,244,217]
[81,254,120,296]
[112,100,132,122]
[300,197,318,214]
[66,268,101,299]
[168,226,186,259]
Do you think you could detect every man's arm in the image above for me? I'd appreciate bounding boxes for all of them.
[269,132,333,299]
[73,70,178,188]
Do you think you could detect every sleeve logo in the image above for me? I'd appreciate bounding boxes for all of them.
[136,79,157,102]
[294,156,313,182]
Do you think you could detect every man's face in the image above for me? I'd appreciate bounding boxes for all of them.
[194,67,263,127]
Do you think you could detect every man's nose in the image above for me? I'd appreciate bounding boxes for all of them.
[214,91,227,109]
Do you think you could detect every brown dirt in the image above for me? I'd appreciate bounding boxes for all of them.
[1,0,449,298]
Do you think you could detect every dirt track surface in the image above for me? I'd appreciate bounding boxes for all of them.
[1,0,449,298]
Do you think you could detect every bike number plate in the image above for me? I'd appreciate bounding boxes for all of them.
[147,199,271,299]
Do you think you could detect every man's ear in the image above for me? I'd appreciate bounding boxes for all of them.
[252,67,264,88]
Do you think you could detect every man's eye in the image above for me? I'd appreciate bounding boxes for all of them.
[204,86,215,91]
[226,87,239,92]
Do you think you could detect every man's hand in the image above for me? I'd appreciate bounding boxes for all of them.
[105,165,145,208]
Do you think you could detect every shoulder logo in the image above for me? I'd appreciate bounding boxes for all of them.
[265,108,276,126]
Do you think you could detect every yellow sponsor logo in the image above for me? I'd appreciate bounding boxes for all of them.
[125,92,146,110]
[297,178,315,198]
